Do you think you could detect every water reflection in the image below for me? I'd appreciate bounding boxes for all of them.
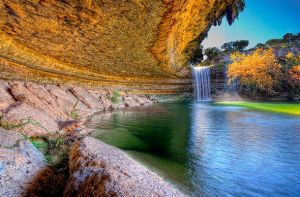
[188,103,300,197]
[86,102,300,196]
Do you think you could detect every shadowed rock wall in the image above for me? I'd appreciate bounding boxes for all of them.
[0,0,239,92]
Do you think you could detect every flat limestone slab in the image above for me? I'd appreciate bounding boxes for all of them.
[65,137,186,197]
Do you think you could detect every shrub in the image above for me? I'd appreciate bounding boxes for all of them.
[111,90,121,104]
[227,48,282,96]
[70,102,78,119]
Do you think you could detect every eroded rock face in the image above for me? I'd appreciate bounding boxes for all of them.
[1,103,59,137]
[70,87,103,110]
[0,128,64,197]
[10,82,69,120]
[0,80,15,111]
[0,0,240,92]
[64,137,185,197]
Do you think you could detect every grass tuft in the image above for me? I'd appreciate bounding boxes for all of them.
[111,90,121,104]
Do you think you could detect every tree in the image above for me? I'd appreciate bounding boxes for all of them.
[256,43,266,48]
[221,40,249,52]
[233,40,249,51]
[227,48,282,95]
[285,53,300,95]
[284,52,300,69]
[204,47,222,61]
[283,33,295,42]
[190,45,204,64]
[221,42,234,51]
[288,65,300,88]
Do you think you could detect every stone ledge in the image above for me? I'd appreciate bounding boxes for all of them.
[64,137,186,197]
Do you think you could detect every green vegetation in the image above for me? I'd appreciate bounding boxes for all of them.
[29,136,67,165]
[265,33,300,47]
[221,40,249,52]
[0,117,50,132]
[111,90,121,104]
[70,101,79,120]
[204,47,222,61]
[190,44,204,64]
[30,138,48,150]
[215,102,300,116]
[202,32,300,99]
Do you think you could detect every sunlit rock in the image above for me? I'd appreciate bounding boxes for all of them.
[64,137,185,197]
[0,0,241,92]
[0,128,64,196]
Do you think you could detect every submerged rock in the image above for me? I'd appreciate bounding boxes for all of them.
[0,128,64,196]
[64,137,185,197]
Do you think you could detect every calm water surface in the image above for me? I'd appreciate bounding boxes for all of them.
[86,102,300,197]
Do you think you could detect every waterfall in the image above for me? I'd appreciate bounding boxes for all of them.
[191,66,211,101]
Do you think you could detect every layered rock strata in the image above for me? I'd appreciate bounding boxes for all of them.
[0,0,241,92]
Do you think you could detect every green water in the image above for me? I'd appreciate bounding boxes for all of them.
[87,103,191,190]
[86,102,300,196]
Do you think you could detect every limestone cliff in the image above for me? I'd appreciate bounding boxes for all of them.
[0,0,241,93]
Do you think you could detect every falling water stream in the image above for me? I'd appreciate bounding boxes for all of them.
[191,66,211,101]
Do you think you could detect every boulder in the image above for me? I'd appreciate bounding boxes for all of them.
[133,95,153,105]
[0,128,64,196]
[46,85,92,118]
[87,90,112,110]
[70,87,103,110]
[99,95,112,110]
[0,103,59,137]
[124,96,140,107]
[10,82,67,120]
[64,137,185,197]
[25,82,68,120]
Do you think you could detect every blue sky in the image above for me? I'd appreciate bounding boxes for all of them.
[202,0,300,49]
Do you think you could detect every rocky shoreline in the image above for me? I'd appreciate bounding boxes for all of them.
[0,79,186,196]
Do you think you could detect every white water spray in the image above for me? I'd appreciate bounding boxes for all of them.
[191,66,211,101]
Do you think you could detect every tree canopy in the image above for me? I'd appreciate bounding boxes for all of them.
[221,40,249,51]
[227,48,282,95]
[190,45,204,64]
[204,47,222,61]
